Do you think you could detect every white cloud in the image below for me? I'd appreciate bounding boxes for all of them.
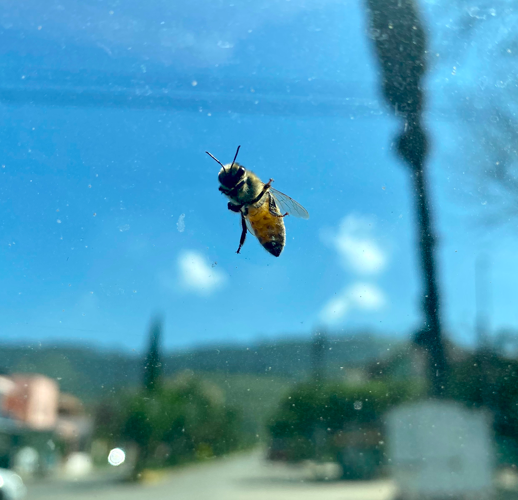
[176,250,226,296]
[323,214,387,275]
[319,282,386,325]
[347,282,386,310]
[319,214,389,326]
[319,293,351,324]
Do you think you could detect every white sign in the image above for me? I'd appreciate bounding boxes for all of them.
[386,400,494,499]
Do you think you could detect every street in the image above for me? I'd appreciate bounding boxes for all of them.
[25,451,396,500]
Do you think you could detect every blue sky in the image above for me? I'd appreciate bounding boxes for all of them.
[0,0,517,352]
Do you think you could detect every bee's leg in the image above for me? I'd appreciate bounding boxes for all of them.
[236,213,247,254]
[249,179,274,205]
[227,202,242,213]
[270,211,289,218]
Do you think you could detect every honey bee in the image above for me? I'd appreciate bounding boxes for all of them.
[206,146,309,257]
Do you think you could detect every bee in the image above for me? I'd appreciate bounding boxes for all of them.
[206,146,309,257]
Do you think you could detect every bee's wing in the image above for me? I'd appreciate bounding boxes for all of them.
[245,217,256,235]
[270,188,310,219]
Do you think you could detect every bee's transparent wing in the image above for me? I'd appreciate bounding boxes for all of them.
[270,188,310,219]
[245,217,255,235]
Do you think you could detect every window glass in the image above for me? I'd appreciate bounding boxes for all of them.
[0,1,514,498]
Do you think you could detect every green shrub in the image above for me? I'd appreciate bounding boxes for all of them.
[267,380,421,465]
[95,371,243,470]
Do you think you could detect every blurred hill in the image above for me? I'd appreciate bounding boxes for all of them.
[0,332,395,403]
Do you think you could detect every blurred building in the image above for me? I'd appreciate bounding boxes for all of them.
[0,372,16,417]
[0,373,59,472]
[3,375,59,430]
[367,344,428,382]
[56,393,93,454]
[366,338,468,382]
[0,372,91,475]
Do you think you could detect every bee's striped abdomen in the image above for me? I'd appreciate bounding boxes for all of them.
[246,196,286,257]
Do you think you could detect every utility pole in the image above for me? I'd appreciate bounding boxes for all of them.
[311,330,327,385]
[475,254,491,350]
[475,254,491,408]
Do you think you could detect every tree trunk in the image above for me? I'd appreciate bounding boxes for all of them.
[364,0,448,397]
[412,166,447,396]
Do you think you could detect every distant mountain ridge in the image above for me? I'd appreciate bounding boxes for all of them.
[0,333,397,403]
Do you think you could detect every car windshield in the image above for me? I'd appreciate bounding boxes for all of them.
[0,1,516,499]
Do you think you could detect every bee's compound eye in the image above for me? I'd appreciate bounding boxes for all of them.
[238,167,245,176]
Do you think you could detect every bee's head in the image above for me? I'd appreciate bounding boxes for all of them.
[218,163,247,193]
[205,146,246,196]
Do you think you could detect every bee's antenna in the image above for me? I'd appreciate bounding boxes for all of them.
[230,145,241,170]
[205,150,229,173]
[205,151,225,168]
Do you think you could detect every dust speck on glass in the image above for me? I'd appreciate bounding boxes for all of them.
[0,0,514,498]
